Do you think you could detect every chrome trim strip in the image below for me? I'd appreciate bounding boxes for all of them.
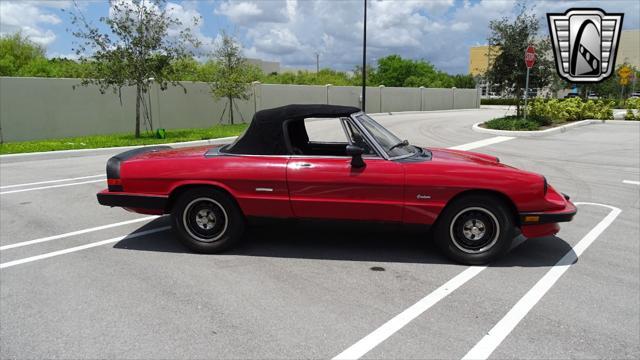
[219,153,381,159]
[255,188,274,192]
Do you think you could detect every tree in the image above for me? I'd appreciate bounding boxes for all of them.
[208,32,258,124]
[260,68,354,86]
[0,33,47,76]
[486,3,553,115]
[368,55,474,88]
[452,74,476,89]
[68,0,200,137]
[351,64,376,86]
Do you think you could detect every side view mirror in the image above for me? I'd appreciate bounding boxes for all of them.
[346,144,366,168]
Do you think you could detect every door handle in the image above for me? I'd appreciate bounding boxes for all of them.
[299,163,312,168]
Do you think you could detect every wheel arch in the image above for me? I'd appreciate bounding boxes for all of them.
[439,189,520,226]
[165,182,243,216]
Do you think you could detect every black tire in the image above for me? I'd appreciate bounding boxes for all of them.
[171,187,245,253]
[434,194,515,265]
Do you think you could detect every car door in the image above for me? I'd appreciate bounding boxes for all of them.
[286,118,405,222]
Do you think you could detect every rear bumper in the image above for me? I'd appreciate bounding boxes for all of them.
[97,190,167,212]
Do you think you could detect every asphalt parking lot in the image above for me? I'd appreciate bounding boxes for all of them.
[1,107,639,359]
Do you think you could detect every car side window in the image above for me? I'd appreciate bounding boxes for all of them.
[290,118,376,157]
[304,118,349,143]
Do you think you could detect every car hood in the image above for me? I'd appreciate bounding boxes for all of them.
[428,147,501,166]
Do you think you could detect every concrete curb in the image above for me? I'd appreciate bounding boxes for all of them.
[471,119,637,137]
[0,136,239,158]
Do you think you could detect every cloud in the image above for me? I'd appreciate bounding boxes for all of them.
[107,0,215,54]
[215,0,289,25]
[2,0,638,74]
[0,0,66,46]
[215,0,638,74]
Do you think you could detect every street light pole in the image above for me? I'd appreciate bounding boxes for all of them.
[361,0,367,111]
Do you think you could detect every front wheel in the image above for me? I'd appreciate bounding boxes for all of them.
[171,187,245,253]
[434,195,515,265]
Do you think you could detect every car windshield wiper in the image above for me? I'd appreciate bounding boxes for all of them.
[388,139,409,151]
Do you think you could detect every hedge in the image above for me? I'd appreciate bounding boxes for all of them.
[625,98,640,121]
[483,98,614,131]
[527,98,613,122]
[480,98,521,106]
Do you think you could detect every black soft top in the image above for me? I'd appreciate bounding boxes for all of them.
[223,104,361,155]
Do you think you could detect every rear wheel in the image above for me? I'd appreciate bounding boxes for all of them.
[171,188,244,253]
[434,195,515,265]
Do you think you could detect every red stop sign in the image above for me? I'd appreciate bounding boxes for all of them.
[525,45,536,68]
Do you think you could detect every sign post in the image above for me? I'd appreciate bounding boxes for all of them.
[524,45,536,121]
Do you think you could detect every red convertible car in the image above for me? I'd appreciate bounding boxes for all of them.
[97,104,576,264]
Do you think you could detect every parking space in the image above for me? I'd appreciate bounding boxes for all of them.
[1,109,638,359]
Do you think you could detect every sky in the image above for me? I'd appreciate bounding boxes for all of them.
[1,0,638,74]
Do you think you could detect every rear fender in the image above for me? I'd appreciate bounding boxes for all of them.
[165,180,241,213]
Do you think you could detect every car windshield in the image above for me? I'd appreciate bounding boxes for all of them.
[356,114,416,158]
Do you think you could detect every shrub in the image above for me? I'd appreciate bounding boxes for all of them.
[480,98,521,106]
[528,114,552,126]
[484,116,541,131]
[626,98,640,121]
[625,109,636,120]
[526,98,613,122]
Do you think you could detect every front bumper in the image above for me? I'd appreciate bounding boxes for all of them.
[519,196,577,238]
[97,190,168,213]
[519,199,577,225]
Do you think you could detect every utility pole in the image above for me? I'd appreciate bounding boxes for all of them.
[361,0,367,111]
[315,52,319,74]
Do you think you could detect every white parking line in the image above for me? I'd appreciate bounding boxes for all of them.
[332,137,517,359]
[0,216,159,251]
[0,179,105,195]
[461,202,621,360]
[333,202,620,360]
[0,174,104,189]
[448,136,515,151]
[0,226,171,269]
[333,266,486,360]
[622,180,640,186]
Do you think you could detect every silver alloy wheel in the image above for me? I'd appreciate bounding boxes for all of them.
[462,219,486,240]
[195,208,216,230]
[182,197,228,243]
[449,207,500,254]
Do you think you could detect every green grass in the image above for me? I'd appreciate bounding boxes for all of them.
[0,124,248,155]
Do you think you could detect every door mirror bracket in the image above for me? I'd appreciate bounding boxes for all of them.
[346,144,366,168]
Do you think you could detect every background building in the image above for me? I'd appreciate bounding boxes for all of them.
[468,46,499,77]
[468,29,639,98]
[617,30,640,68]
